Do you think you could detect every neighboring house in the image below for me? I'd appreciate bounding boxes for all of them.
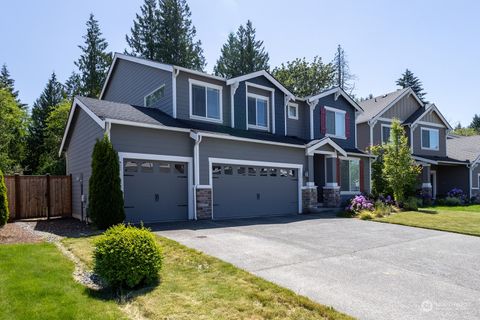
[357,88,470,199]
[446,135,480,202]
[60,53,372,223]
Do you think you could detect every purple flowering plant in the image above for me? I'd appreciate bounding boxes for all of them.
[346,195,375,213]
[447,188,464,198]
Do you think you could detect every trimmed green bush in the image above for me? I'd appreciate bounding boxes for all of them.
[402,196,422,211]
[0,170,9,226]
[89,135,125,229]
[94,224,162,289]
[443,196,463,206]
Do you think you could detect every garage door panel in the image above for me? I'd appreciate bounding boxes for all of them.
[123,159,188,223]
[212,164,298,219]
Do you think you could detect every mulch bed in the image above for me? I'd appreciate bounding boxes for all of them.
[0,223,43,244]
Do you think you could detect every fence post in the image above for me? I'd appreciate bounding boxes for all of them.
[46,174,51,220]
[14,174,21,220]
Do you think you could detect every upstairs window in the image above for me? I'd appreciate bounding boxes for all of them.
[325,107,346,139]
[381,124,391,144]
[288,103,298,120]
[421,128,439,150]
[340,159,360,193]
[248,94,269,130]
[144,85,165,107]
[190,80,222,122]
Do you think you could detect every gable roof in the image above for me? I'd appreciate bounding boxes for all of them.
[446,135,480,163]
[357,87,424,124]
[406,103,452,130]
[226,70,295,99]
[306,87,364,113]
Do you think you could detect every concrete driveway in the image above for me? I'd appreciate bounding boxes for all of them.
[153,214,480,320]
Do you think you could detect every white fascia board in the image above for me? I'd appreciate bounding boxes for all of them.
[346,152,376,158]
[413,155,438,165]
[306,137,347,157]
[371,87,418,123]
[197,131,305,149]
[106,118,191,133]
[174,66,226,81]
[308,87,363,113]
[226,70,295,99]
[59,98,105,156]
[412,104,453,130]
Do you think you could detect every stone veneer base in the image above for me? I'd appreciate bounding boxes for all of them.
[302,187,318,212]
[196,188,212,219]
[323,186,341,208]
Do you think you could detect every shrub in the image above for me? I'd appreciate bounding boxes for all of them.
[443,196,462,206]
[373,200,392,218]
[89,135,125,229]
[94,224,162,289]
[446,188,468,205]
[402,196,422,211]
[346,195,374,214]
[358,211,374,220]
[0,170,9,227]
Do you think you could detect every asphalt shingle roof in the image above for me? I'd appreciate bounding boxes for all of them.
[446,135,480,162]
[357,88,409,123]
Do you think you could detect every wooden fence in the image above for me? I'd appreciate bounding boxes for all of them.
[4,175,72,220]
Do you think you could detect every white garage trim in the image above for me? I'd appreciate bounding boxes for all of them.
[208,157,304,218]
[118,152,194,220]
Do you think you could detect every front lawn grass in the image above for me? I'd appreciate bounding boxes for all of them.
[375,206,480,237]
[0,243,126,320]
[62,235,353,320]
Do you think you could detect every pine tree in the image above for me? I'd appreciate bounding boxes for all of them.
[25,73,65,174]
[126,0,206,70]
[469,114,480,133]
[0,169,8,227]
[75,14,112,98]
[396,69,427,103]
[65,72,82,100]
[0,64,25,107]
[332,45,355,93]
[214,20,269,78]
[126,0,160,60]
[89,135,125,229]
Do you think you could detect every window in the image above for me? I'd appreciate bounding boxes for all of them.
[237,167,246,175]
[421,128,439,150]
[159,162,170,173]
[144,85,165,107]
[340,159,360,193]
[288,103,298,120]
[190,80,222,122]
[325,107,346,138]
[140,161,154,173]
[248,94,269,130]
[260,168,268,176]
[223,166,233,175]
[381,124,391,144]
[174,164,185,174]
[212,165,222,175]
[125,161,138,173]
[248,167,256,176]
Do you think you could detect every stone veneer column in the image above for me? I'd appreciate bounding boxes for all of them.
[421,165,433,204]
[323,156,341,207]
[302,185,318,212]
[196,187,212,219]
[472,189,480,204]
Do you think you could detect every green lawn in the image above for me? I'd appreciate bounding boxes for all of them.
[62,235,353,320]
[375,205,480,237]
[0,243,126,320]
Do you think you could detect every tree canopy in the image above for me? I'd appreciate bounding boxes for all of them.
[469,114,480,133]
[396,69,427,103]
[332,45,355,93]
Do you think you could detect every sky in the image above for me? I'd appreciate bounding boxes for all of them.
[1,0,479,126]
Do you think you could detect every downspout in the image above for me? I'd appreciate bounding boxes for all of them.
[307,99,319,140]
[172,67,180,118]
[105,120,112,140]
[190,131,203,220]
[230,82,239,128]
[468,163,472,200]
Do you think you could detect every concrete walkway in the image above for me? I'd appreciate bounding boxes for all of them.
[152,214,480,320]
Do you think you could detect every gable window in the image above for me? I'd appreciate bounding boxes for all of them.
[381,124,391,144]
[340,158,360,193]
[421,128,439,150]
[189,79,222,122]
[248,94,269,130]
[288,103,298,120]
[325,107,346,139]
[144,85,165,107]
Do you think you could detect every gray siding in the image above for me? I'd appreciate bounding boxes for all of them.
[472,166,480,189]
[102,59,173,115]
[175,71,231,126]
[66,108,104,219]
[357,122,370,151]
[419,111,444,125]
[286,100,309,140]
[199,137,306,185]
[412,125,447,157]
[110,124,192,157]
[372,120,393,146]
[382,94,422,121]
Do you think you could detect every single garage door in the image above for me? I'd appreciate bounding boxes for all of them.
[212,164,298,219]
[123,159,189,223]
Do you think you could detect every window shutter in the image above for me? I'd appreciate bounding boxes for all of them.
[345,112,350,138]
[359,159,365,192]
[320,107,326,135]
[336,158,340,184]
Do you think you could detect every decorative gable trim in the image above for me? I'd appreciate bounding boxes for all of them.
[226,70,295,99]
[306,137,347,157]
[307,87,363,113]
[411,104,452,130]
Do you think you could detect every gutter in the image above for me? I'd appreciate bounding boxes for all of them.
[190,131,203,220]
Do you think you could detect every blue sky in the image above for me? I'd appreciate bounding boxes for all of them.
[1,0,478,126]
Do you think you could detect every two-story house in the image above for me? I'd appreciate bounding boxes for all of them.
[357,87,470,199]
[60,53,372,223]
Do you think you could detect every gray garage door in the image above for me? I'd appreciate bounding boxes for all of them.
[212,164,298,219]
[123,159,188,223]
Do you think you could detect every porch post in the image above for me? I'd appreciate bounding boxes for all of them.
[421,164,433,204]
[302,155,318,212]
[323,155,341,207]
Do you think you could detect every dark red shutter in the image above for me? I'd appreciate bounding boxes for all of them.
[320,107,326,135]
[336,158,340,184]
[359,159,364,192]
[345,112,350,138]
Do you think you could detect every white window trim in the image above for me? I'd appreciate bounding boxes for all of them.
[381,123,392,144]
[247,92,270,131]
[144,84,166,108]
[287,102,299,120]
[420,127,440,151]
[338,156,361,195]
[189,78,223,124]
[324,106,347,140]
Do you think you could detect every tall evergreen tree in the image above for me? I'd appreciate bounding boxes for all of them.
[272,56,335,97]
[126,0,205,70]
[469,114,480,133]
[25,73,65,173]
[214,20,269,78]
[75,14,112,98]
[65,72,82,100]
[396,69,427,103]
[332,44,355,93]
[0,64,25,107]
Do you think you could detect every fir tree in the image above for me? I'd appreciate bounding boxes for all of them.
[65,71,82,100]
[396,69,427,103]
[469,114,480,133]
[125,0,160,60]
[0,64,25,107]
[332,45,355,93]
[89,135,125,229]
[0,169,8,227]
[25,72,65,173]
[214,20,269,78]
[75,14,112,98]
